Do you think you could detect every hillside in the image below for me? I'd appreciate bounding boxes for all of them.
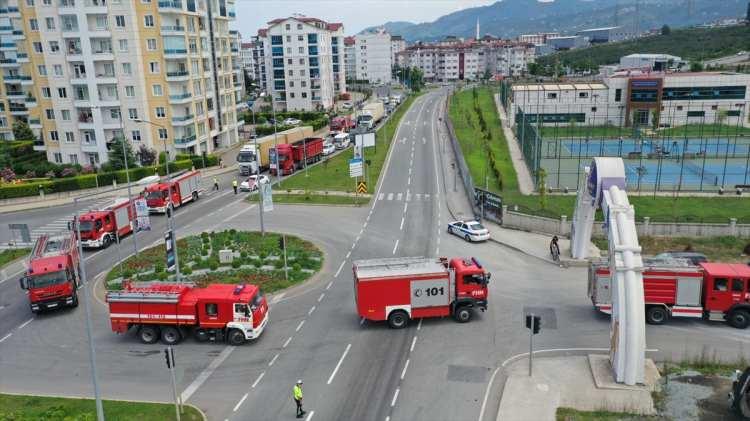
[363,0,747,42]
[534,24,750,74]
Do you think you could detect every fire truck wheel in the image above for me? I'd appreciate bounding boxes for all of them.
[138,325,160,344]
[728,310,750,329]
[645,306,668,325]
[387,310,409,329]
[192,192,199,202]
[160,326,182,345]
[102,235,111,248]
[71,291,79,308]
[227,329,246,345]
[454,307,472,323]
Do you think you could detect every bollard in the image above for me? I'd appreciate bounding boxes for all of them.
[730,218,738,237]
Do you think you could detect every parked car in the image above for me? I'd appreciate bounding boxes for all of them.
[240,174,270,192]
[341,101,353,109]
[653,251,708,265]
[283,118,301,126]
[447,220,490,242]
[322,141,336,156]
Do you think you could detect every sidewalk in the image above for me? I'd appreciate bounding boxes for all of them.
[493,94,534,195]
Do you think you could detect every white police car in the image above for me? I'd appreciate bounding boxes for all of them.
[447,220,490,242]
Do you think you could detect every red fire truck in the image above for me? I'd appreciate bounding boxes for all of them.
[144,170,201,214]
[330,116,355,133]
[589,259,750,328]
[107,281,269,345]
[77,197,137,249]
[271,137,324,176]
[19,233,80,313]
[353,257,490,328]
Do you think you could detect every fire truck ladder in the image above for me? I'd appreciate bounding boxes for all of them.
[31,233,74,259]
[107,282,189,303]
[570,157,645,386]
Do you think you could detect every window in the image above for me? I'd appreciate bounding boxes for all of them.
[65,132,75,143]
[45,17,55,30]
[284,24,290,30]
[131,130,141,141]
[289,81,294,88]
[301,92,307,98]
[205,303,218,316]
[26,0,35,5]
[299,69,305,76]
[61,109,71,120]
[57,87,67,98]
[195,102,204,115]
[125,86,135,97]
[298,46,304,54]
[149,61,160,73]
[49,131,59,141]
[299,58,304,65]
[152,84,163,96]
[128,108,138,119]
[732,279,746,292]
[591,107,597,112]
[147,38,157,50]
[42,0,50,5]
[49,41,59,53]
[155,107,166,118]
[297,24,302,30]
[578,92,588,98]
[546,92,557,99]
[115,15,125,27]
[33,42,42,53]
[687,111,705,117]
[271,35,283,45]
[110,109,120,119]
[144,15,154,28]
[308,34,317,44]
[714,278,729,292]
[289,92,295,98]
[38,65,47,76]
[118,39,128,52]
[122,62,132,75]
[69,154,78,164]
[53,152,62,163]
[41,87,51,98]
[297,35,303,41]
[158,128,168,139]
[45,109,54,119]
[29,19,38,31]
[614,89,622,102]
[727,110,741,117]
[301,81,306,87]
[53,64,63,76]
[286,35,291,42]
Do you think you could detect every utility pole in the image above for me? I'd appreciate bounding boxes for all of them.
[164,347,181,421]
[251,107,264,236]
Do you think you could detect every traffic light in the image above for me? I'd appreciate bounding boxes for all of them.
[278,236,284,250]
[525,314,541,335]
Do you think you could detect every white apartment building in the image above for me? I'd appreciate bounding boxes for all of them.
[251,33,266,91]
[390,35,406,68]
[1,0,242,166]
[355,30,391,84]
[241,41,255,80]
[258,16,345,111]
[343,35,355,81]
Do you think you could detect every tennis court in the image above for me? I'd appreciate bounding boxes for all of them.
[551,137,750,159]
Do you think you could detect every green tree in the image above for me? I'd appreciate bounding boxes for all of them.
[107,136,137,170]
[660,24,671,36]
[651,109,661,131]
[12,120,35,140]
[407,66,425,92]
[138,144,157,166]
[690,61,704,72]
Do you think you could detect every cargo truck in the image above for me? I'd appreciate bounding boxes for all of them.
[589,259,750,328]
[237,144,259,176]
[77,197,137,248]
[271,137,324,176]
[252,126,313,173]
[144,170,201,214]
[107,281,269,345]
[19,233,80,313]
[358,102,385,130]
[353,257,490,328]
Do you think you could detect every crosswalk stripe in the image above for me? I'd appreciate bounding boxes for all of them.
[416,194,421,201]
[406,192,411,202]
[425,194,430,201]
[387,193,393,201]
[396,193,402,201]
[378,193,384,201]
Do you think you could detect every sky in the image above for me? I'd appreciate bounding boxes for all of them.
[231,0,498,38]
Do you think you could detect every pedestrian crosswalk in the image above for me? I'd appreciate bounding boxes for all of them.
[377,192,438,202]
[27,197,114,244]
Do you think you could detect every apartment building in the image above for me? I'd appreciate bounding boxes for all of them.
[343,35,355,81]
[0,0,242,166]
[251,33,266,91]
[241,41,255,80]
[257,16,345,111]
[390,34,405,69]
[355,30,391,84]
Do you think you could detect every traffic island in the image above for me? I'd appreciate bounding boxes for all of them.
[247,189,372,206]
[105,229,323,292]
[0,247,29,269]
[0,393,204,420]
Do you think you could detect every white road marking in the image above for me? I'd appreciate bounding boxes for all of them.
[403,203,408,213]
[326,281,333,290]
[387,193,393,201]
[408,167,412,175]
[305,411,315,421]
[318,293,325,302]
[478,366,501,421]
[417,318,422,331]
[295,320,305,332]
[410,336,417,352]
[233,393,248,411]
[283,336,293,348]
[327,343,352,385]
[386,417,390,421]
[308,306,316,316]
[407,176,411,186]
[416,194,421,201]
[396,193,402,201]
[406,192,411,202]
[345,251,351,259]
[335,261,346,278]
[425,194,430,201]
[0,333,11,343]
[400,217,404,231]
[360,317,365,326]
[181,345,235,402]
[268,354,279,367]
[378,193,384,200]
[391,388,400,407]
[363,221,368,228]
[400,359,410,380]
[225,204,256,221]
[18,318,33,330]
[251,371,265,388]
[270,293,286,304]
[392,239,399,255]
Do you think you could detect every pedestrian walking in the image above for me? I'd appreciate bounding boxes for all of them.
[292,380,305,418]
[232,179,238,195]
[213,177,219,191]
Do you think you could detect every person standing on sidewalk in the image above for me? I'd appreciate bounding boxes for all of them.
[292,380,305,418]
[213,177,219,191]
[232,179,238,195]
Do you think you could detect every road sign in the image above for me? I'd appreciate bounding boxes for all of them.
[134,198,151,231]
[8,223,30,244]
[165,230,176,272]
[349,158,363,178]
[260,183,273,212]
[355,132,376,148]
[357,181,367,194]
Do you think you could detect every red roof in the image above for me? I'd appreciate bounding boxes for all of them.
[258,28,267,37]
[327,23,342,31]
[700,263,750,277]
[344,36,355,46]
[241,42,254,48]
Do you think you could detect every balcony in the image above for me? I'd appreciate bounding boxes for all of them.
[29,118,42,128]
[166,70,190,81]
[59,0,76,9]
[33,138,46,151]
[0,58,18,68]
[158,0,183,12]
[70,74,88,84]
[83,0,107,13]
[97,96,119,107]
[12,30,24,40]
[9,104,28,115]
[161,25,185,35]
[4,6,21,17]
[169,92,192,104]
[173,134,197,146]
[78,115,95,129]
[164,49,188,59]
[0,42,15,51]
[61,24,81,35]
[0,25,11,34]
[81,140,98,151]
[172,114,195,125]
[95,73,117,84]
[91,50,114,61]
[73,96,91,107]
[6,90,24,100]
[16,53,28,62]
[25,96,37,107]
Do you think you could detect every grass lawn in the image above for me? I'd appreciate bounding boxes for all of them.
[281,93,422,192]
[450,86,750,223]
[592,235,750,262]
[248,192,369,206]
[539,125,634,139]
[660,124,750,138]
[0,248,29,268]
[0,394,203,421]
[556,407,662,421]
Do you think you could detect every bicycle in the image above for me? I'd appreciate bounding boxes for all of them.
[550,244,560,262]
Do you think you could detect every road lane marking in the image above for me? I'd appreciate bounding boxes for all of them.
[225,204,256,221]
[360,317,365,326]
[410,336,417,352]
[0,333,11,343]
[181,345,235,402]
[407,176,411,186]
[345,251,351,259]
[269,354,279,367]
[318,293,325,302]
[305,411,315,421]
[417,318,422,331]
[18,318,33,330]
[408,167,412,175]
[403,203,408,213]
[396,193,402,201]
[251,371,265,388]
[283,336,293,348]
[400,359,410,380]
[391,388,400,407]
[387,193,393,201]
[295,320,305,332]
[233,393,248,411]
[392,239,399,255]
[378,193,384,200]
[270,293,286,304]
[400,217,404,230]
[327,343,352,385]
[308,306,316,316]
[326,281,333,290]
[478,366,501,421]
[335,261,346,278]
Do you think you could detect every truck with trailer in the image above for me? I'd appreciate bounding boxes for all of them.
[270,137,324,176]
[19,233,80,313]
[589,259,750,329]
[252,126,314,173]
[77,197,137,249]
[144,170,201,214]
[107,281,269,345]
[353,256,490,328]
[237,144,259,176]
[357,102,385,130]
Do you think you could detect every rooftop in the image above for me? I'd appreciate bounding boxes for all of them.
[578,26,622,32]
[354,257,446,280]
[512,83,608,91]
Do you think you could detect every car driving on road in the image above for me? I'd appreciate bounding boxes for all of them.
[447,220,490,242]
[283,118,301,126]
[240,174,269,191]
[322,141,336,156]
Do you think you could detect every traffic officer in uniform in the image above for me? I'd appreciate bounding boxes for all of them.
[232,179,238,195]
[293,379,305,418]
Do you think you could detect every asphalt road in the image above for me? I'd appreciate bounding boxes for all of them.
[1,89,749,421]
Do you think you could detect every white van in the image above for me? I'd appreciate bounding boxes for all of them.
[333,133,351,150]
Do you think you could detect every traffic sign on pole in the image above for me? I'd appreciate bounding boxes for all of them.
[357,181,367,194]
[349,158,363,178]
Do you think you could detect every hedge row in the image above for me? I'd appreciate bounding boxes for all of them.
[253,118,329,137]
[0,154,219,200]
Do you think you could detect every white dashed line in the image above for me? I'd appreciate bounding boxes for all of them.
[269,354,279,367]
[335,261,346,278]
[410,336,417,352]
[403,203,408,213]
[391,388,400,407]
[308,306,316,316]
[233,393,248,411]
[0,333,11,343]
[305,411,315,421]
[252,371,265,388]
[400,217,404,231]
[401,359,410,380]
[346,251,351,259]
[18,318,33,330]
[392,239,399,255]
[417,318,423,331]
[327,343,352,385]
[283,336,293,348]
[326,281,333,290]
[295,320,305,332]
[407,176,411,186]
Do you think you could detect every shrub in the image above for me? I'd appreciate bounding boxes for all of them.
[274,259,284,269]
[240,251,248,259]
[259,250,268,260]
[292,263,302,272]
[182,266,193,275]
[208,260,219,270]
[231,260,241,268]
[157,272,168,281]
[253,259,263,268]
[201,248,209,256]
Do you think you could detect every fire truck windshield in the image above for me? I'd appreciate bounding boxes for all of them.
[145,190,167,200]
[78,221,95,232]
[28,270,68,288]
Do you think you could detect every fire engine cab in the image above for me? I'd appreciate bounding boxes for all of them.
[19,233,80,313]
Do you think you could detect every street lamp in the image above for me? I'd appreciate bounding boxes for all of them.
[248,102,265,236]
[259,91,281,188]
